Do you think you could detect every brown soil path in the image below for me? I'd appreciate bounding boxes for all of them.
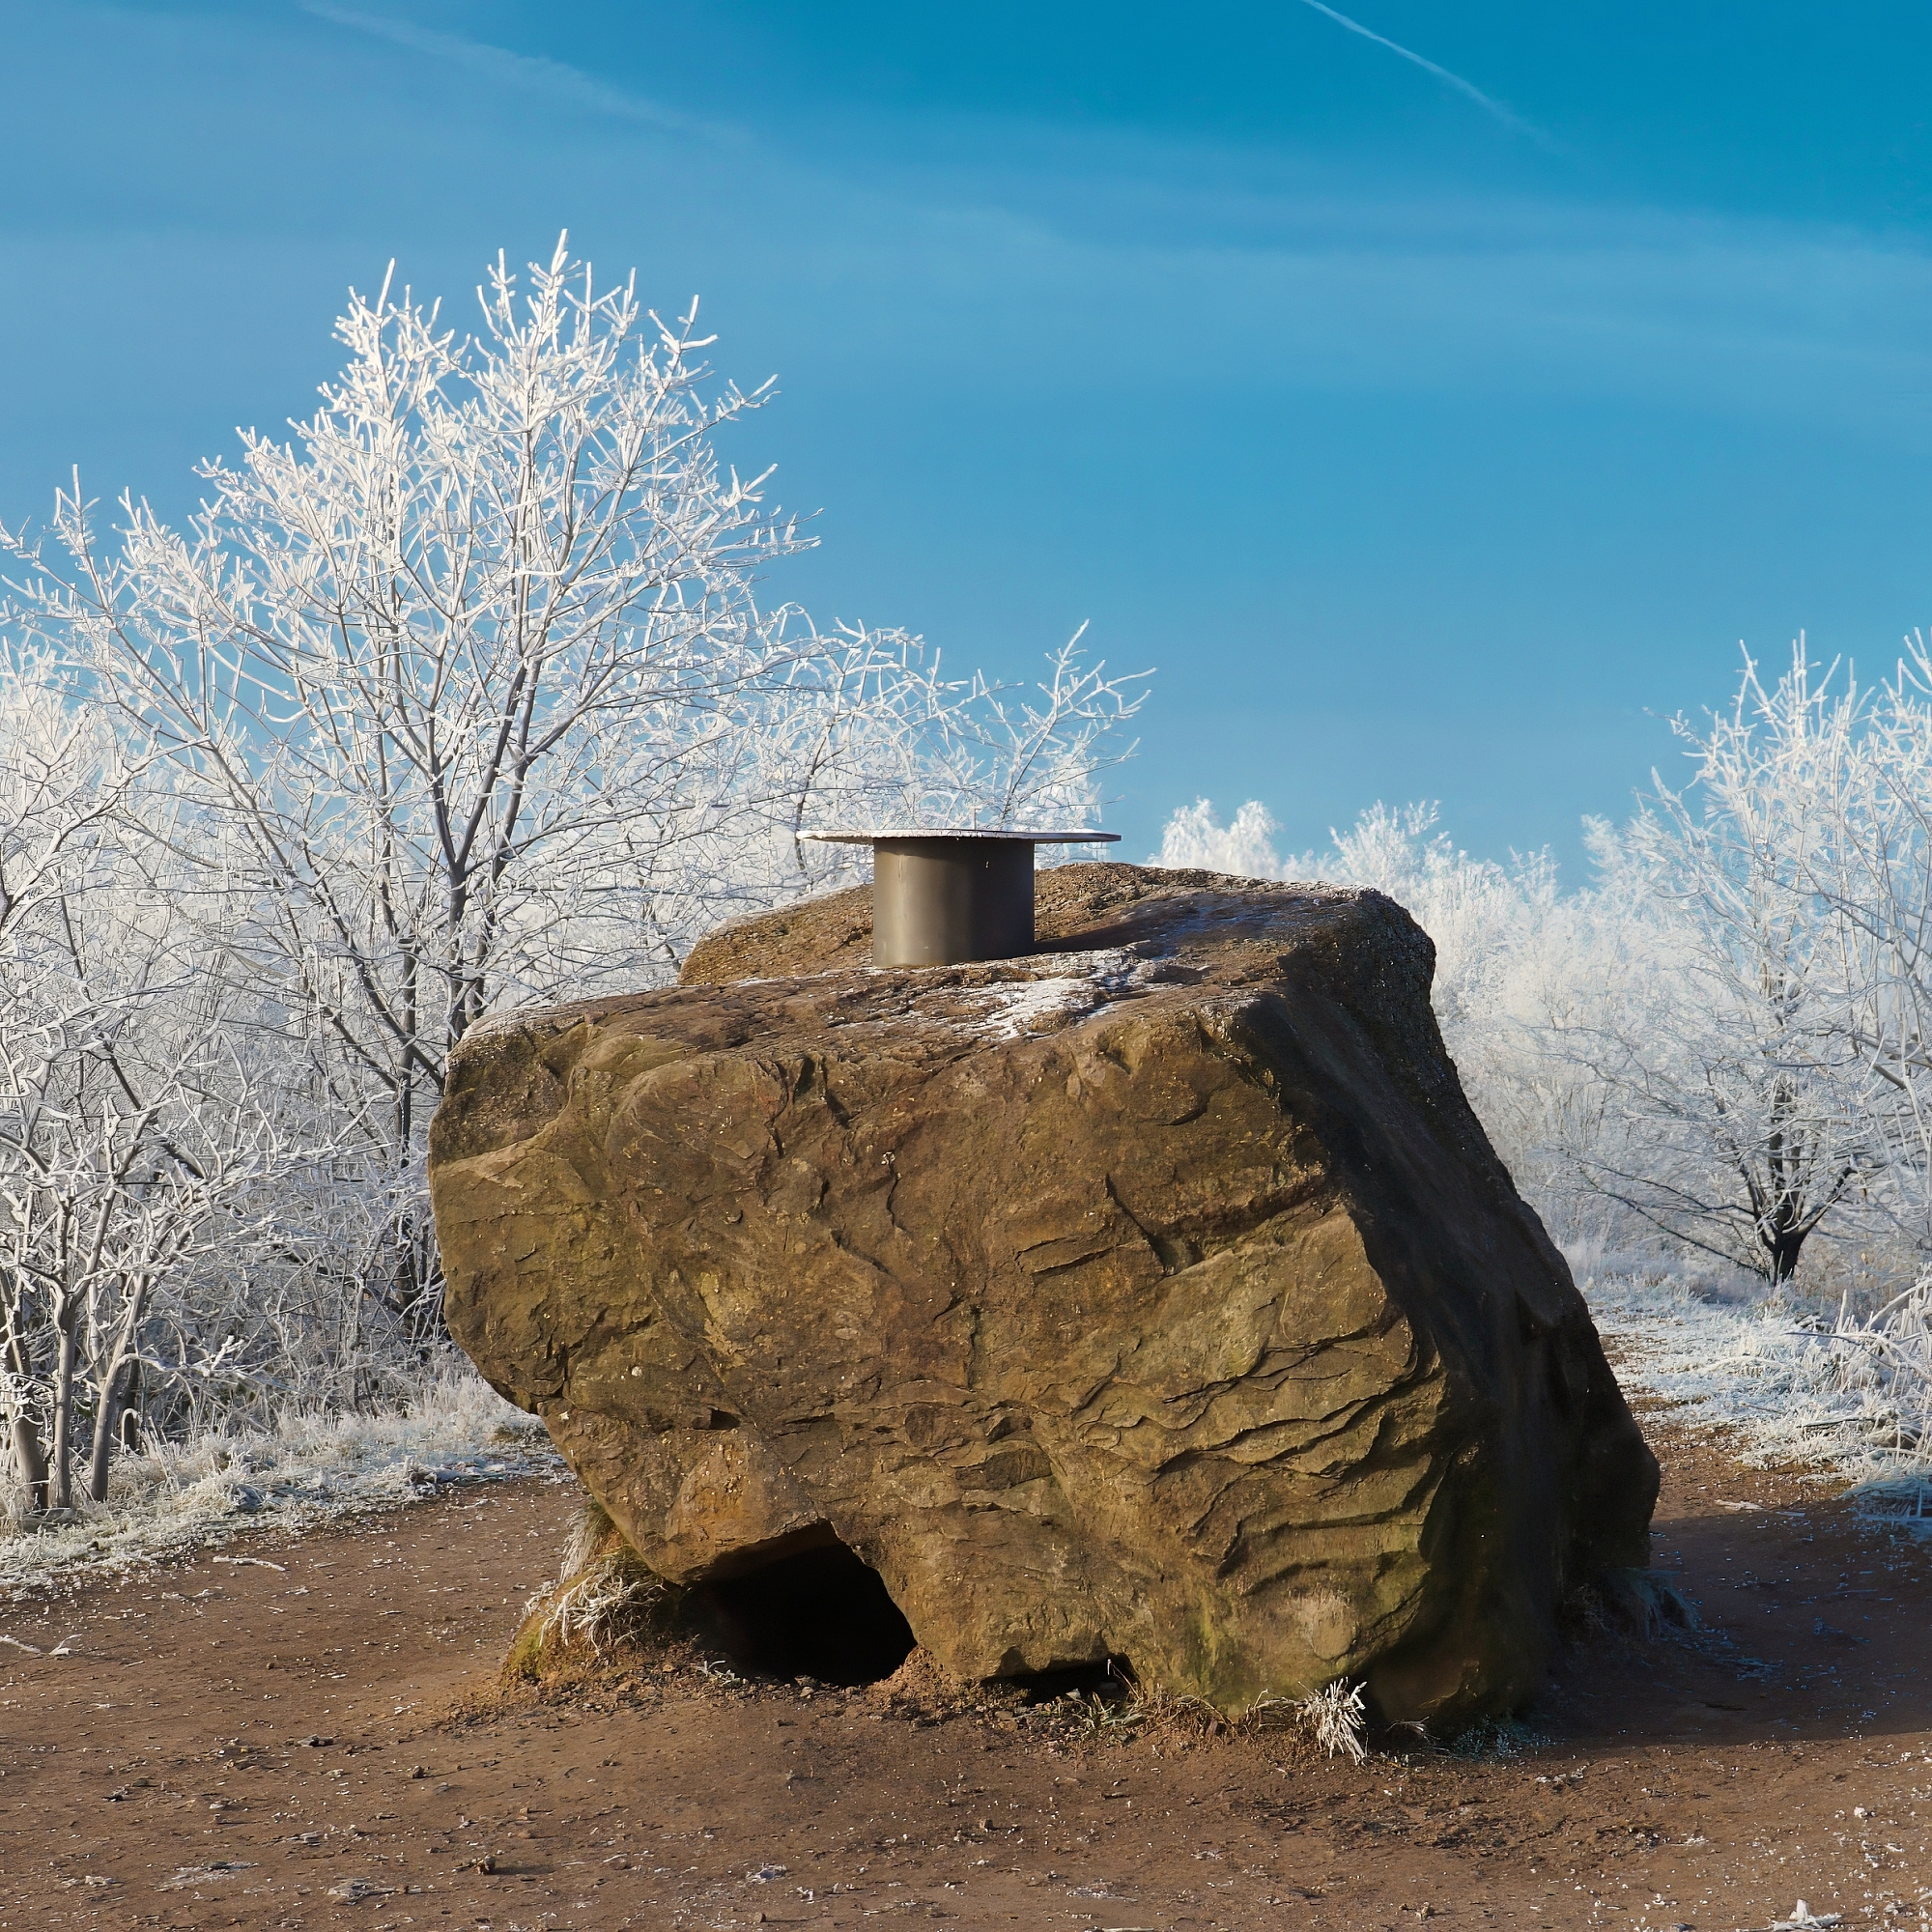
[3,1424,1931,1932]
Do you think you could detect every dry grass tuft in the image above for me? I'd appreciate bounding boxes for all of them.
[1037,1670,1373,1760]
[501,1497,675,1686]
[1241,1678,1369,1761]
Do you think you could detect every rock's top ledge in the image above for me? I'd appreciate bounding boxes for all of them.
[678,862,1375,989]
[456,867,1422,1065]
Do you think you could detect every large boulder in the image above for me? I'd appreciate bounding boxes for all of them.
[428,864,1656,1724]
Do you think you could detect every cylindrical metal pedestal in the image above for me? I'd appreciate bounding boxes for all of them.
[799,826,1121,967]
[872,837,1035,967]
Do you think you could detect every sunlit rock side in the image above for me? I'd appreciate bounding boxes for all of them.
[428,863,1657,1724]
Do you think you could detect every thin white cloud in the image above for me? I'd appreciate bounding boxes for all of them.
[6,1,1925,446]
[299,2,735,142]
[1293,0,1553,146]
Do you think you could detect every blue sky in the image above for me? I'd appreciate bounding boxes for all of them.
[4,2,1931,872]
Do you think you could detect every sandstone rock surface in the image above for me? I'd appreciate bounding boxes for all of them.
[429,864,1656,1723]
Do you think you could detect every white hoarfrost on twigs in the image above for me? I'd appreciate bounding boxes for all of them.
[0,235,1146,1526]
[0,1360,554,1595]
[1291,1677,1370,1763]
[1577,1258,1932,1532]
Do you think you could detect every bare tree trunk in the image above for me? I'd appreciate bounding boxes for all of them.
[342,1271,364,1414]
[2,1321,47,1513]
[85,1355,127,1505]
[1767,1226,1808,1284]
[49,1317,78,1512]
[119,1357,142,1452]
[10,1412,46,1514]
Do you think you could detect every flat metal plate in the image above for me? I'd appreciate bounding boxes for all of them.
[801,828,1120,844]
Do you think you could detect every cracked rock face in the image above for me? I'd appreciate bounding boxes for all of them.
[428,864,1656,1723]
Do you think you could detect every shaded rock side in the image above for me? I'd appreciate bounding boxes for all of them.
[429,864,1657,1724]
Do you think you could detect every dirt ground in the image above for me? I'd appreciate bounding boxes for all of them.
[4,1418,1932,1932]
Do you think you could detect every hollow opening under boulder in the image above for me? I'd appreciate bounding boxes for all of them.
[689,1542,917,1687]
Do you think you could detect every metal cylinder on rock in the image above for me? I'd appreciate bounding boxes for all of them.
[872,837,1035,967]
[800,826,1122,967]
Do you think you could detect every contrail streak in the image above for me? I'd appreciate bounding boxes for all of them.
[302,2,731,141]
[1293,0,1549,144]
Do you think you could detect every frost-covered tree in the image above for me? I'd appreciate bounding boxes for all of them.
[1782,632,1932,1258]
[0,660,303,1510]
[3,236,1143,1358]
[0,655,131,1506]
[7,240,1138,1121]
[0,905,292,1511]
[1557,655,1883,1283]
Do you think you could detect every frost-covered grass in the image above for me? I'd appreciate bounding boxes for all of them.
[1,1357,556,1595]
[1289,1678,1369,1762]
[1577,1256,1932,1532]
